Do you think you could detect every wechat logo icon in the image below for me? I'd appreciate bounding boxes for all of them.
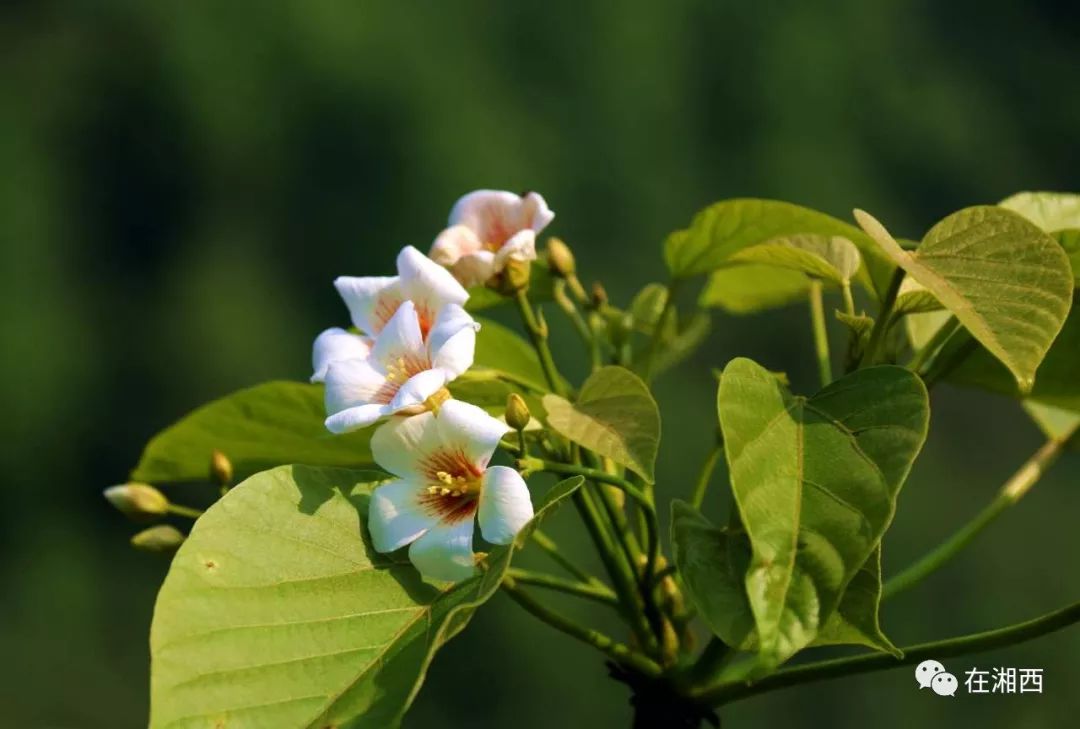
[916,659,958,697]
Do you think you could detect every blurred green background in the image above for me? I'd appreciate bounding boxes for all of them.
[2,1,1078,727]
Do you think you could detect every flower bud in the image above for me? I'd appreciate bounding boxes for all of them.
[210,449,233,487]
[505,393,532,431]
[496,257,532,295]
[591,281,609,309]
[104,483,169,520]
[131,524,185,553]
[546,237,576,277]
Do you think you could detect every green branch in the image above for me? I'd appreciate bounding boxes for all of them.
[523,458,660,591]
[694,601,1080,706]
[167,503,204,519]
[553,279,602,372]
[808,280,832,386]
[506,567,619,607]
[690,446,722,510]
[514,290,567,397]
[884,426,1078,599]
[860,267,904,367]
[530,529,604,587]
[906,315,960,376]
[501,576,663,678]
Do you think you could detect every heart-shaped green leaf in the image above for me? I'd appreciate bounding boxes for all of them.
[944,294,1080,412]
[856,206,1074,392]
[670,500,755,651]
[699,263,811,314]
[728,234,862,287]
[150,465,581,728]
[471,316,553,393]
[814,547,900,656]
[543,366,661,482]
[672,502,900,658]
[131,382,377,484]
[999,191,1080,234]
[716,358,928,666]
[664,199,894,296]
[1022,401,1080,447]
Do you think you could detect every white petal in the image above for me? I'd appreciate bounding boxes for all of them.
[370,411,442,479]
[367,479,437,553]
[436,399,510,466]
[390,369,447,411]
[397,245,469,316]
[522,191,555,231]
[333,276,402,336]
[428,304,478,348]
[325,403,391,433]
[492,229,537,271]
[449,189,523,231]
[429,304,479,377]
[371,300,425,364]
[311,328,372,383]
[451,251,497,288]
[324,359,387,414]
[431,325,476,379]
[478,466,533,545]
[430,225,483,266]
[448,189,555,243]
[408,519,477,581]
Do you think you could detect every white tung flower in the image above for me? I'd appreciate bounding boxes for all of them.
[430,190,555,288]
[368,400,534,581]
[311,245,469,382]
[323,300,479,432]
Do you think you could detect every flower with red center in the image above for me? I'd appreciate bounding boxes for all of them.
[368,400,533,581]
[323,300,478,432]
[430,190,555,287]
[311,245,468,382]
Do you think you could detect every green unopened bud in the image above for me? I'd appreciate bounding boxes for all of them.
[131,524,185,553]
[210,449,233,487]
[104,483,169,520]
[495,257,532,295]
[591,281,609,309]
[505,393,532,431]
[546,237,576,277]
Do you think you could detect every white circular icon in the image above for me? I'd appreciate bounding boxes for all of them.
[932,672,958,697]
[915,659,946,689]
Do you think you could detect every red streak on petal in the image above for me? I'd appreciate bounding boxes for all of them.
[418,492,478,524]
[372,295,403,334]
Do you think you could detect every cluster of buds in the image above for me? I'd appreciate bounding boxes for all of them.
[104,449,233,553]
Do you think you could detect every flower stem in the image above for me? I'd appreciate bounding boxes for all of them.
[513,289,566,397]
[841,281,855,317]
[693,600,1080,706]
[530,529,604,587]
[571,486,658,653]
[506,567,619,607]
[167,503,204,519]
[690,446,722,510]
[526,459,660,591]
[884,426,1078,599]
[860,267,904,368]
[808,280,832,387]
[906,314,961,376]
[501,576,663,678]
[553,279,602,373]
